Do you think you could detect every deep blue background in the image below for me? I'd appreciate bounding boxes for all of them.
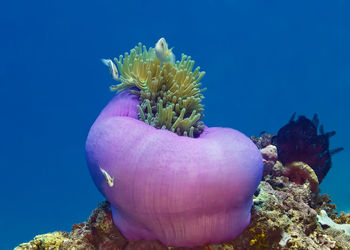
[1,1,349,248]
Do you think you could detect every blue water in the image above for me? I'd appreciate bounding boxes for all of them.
[1,1,349,249]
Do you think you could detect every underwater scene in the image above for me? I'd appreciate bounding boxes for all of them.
[1,0,350,249]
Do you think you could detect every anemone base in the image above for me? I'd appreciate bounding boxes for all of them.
[111,204,250,247]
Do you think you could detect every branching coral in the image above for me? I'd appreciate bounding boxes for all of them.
[106,40,206,137]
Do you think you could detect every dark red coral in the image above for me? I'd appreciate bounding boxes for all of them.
[272,113,343,183]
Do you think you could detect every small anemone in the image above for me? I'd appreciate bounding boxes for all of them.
[108,42,206,138]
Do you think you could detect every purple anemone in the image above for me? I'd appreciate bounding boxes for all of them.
[86,39,263,247]
[85,91,263,247]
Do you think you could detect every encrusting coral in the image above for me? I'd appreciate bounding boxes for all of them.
[106,38,206,137]
[15,232,69,250]
[283,161,319,193]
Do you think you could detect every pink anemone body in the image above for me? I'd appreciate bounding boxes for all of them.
[85,91,263,247]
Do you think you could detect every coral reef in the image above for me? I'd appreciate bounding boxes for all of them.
[283,161,319,193]
[259,144,278,177]
[15,202,128,250]
[252,114,343,196]
[15,232,69,250]
[236,177,350,249]
[317,210,350,236]
[251,132,275,150]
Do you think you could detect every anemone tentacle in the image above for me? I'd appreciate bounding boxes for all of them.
[107,41,206,137]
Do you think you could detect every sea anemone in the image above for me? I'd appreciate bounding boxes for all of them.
[85,38,263,247]
[109,40,206,137]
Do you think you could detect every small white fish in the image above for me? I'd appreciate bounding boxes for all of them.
[99,166,114,187]
[101,58,119,80]
[155,37,175,63]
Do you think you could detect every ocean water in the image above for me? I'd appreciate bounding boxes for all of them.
[1,0,349,249]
